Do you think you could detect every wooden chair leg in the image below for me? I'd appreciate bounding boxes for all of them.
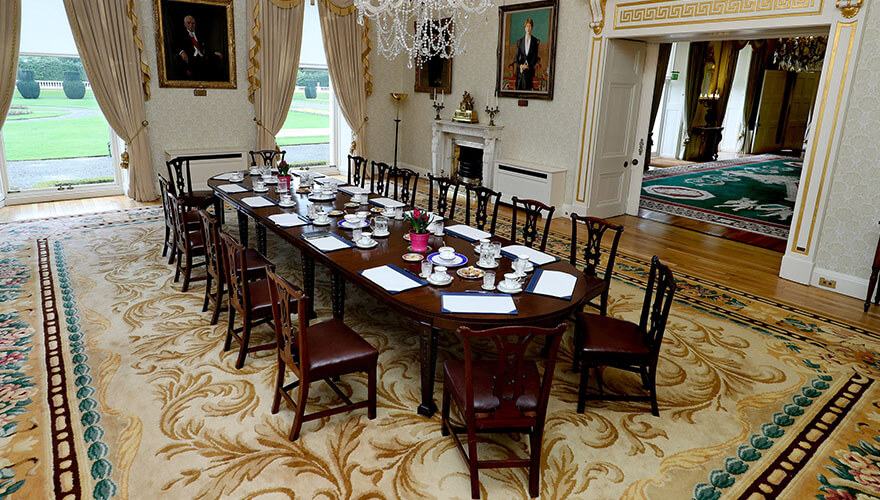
[290,378,309,441]
[595,367,605,395]
[599,290,609,316]
[235,317,252,369]
[441,385,451,437]
[467,425,480,499]
[528,429,543,498]
[173,250,182,282]
[572,323,583,373]
[577,364,589,414]
[648,364,659,417]
[169,240,178,265]
[224,307,236,352]
[367,364,377,419]
[272,356,285,414]
[181,253,193,292]
[210,279,224,326]
[162,226,170,257]
[202,274,213,312]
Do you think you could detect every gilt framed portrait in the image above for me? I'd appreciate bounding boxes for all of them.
[495,0,558,100]
[413,18,453,94]
[153,0,237,89]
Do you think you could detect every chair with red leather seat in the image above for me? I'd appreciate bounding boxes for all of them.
[166,156,216,212]
[266,269,378,441]
[198,210,272,325]
[575,256,676,416]
[510,197,555,251]
[569,214,624,370]
[441,323,566,499]
[167,191,206,292]
[218,231,281,369]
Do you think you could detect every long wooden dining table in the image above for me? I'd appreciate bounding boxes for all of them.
[208,172,590,417]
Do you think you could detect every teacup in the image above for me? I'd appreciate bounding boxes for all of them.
[503,272,521,290]
[514,255,531,275]
[230,172,244,182]
[315,212,330,223]
[431,266,449,283]
[383,207,395,217]
[280,194,293,205]
[359,232,374,245]
[343,214,360,225]
[356,210,370,221]
[249,167,260,175]
[254,180,266,191]
[438,246,456,261]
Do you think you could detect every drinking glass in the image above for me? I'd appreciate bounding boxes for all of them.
[374,216,389,235]
[307,204,317,219]
[514,255,531,275]
[482,270,496,290]
[432,218,444,236]
[491,242,502,259]
[421,260,433,278]
[479,252,494,268]
[352,227,363,242]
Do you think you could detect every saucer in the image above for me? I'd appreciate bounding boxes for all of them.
[278,201,296,208]
[497,282,523,294]
[312,219,331,226]
[253,187,269,193]
[309,194,336,201]
[228,176,244,183]
[370,207,385,213]
[264,177,279,184]
[427,274,453,286]
[296,188,311,194]
[476,260,500,269]
[427,252,467,267]
[344,202,360,208]
[249,169,261,176]
[338,220,370,230]
[456,266,484,279]
[406,245,433,253]
[356,239,378,249]
[402,252,424,262]
[328,209,344,216]
[481,284,497,291]
[373,230,390,238]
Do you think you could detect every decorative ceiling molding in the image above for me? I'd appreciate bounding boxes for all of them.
[589,0,607,35]
[613,0,823,30]
[836,0,862,18]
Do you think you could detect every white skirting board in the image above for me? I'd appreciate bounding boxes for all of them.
[810,267,870,300]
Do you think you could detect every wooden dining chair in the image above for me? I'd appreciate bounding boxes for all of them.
[428,173,460,219]
[510,197,555,251]
[250,149,285,167]
[370,161,393,196]
[218,231,281,369]
[441,323,566,499]
[266,269,378,441]
[575,256,676,417]
[347,154,368,188]
[158,174,176,262]
[569,215,624,318]
[392,167,419,206]
[167,191,206,292]
[464,184,501,234]
[166,157,215,212]
[198,210,272,325]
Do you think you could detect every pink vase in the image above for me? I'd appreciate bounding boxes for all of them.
[410,231,430,252]
[278,175,291,192]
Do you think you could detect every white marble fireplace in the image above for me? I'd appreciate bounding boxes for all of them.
[431,120,503,189]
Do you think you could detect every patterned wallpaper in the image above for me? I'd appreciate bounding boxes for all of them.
[365,51,407,165]
[139,0,256,182]
[373,0,590,207]
[815,2,880,279]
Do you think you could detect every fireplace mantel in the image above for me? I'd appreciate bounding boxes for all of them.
[431,120,503,189]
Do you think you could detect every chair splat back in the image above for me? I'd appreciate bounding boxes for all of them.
[370,161,392,196]
[198,210,221,279]
[166,157,194,197]
[641,256,677,352]
[218,231,249,310]
[570,215,623,278]
[510,197,555,251]
[464,185,500,234]
[393,167,419,206]
[250,149,285,167]
[348,155,368,188]
[428,174,460,219]
[266,269,309,370]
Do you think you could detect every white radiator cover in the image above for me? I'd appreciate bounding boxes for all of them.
[492,158,566,216]
[164,148,248,190]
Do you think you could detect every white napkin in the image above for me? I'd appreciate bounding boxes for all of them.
[308,235,352,252]
[217,184,248,193]
[241,196,275,208]
[501,244,557,266]
[361,265,424,293]
[370,197,406,208]
[445,224,492,242]
[528,270,577,299]
[441,294,517,314]
[268,213,309,228]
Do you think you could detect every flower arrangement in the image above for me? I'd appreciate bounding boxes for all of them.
[277,160,291,176]
[404,209,434,234]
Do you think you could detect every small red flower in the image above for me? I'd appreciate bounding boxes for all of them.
[413,209,421,219]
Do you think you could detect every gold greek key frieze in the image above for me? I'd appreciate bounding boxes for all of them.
[615,0,822,29]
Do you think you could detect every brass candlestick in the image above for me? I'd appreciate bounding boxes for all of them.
[390,93,408,169]
[485,105,499,126]
[432,101,445,120]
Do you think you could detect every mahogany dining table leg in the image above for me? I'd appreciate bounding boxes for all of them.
[865,233,880,312]
[213,197,225,225]
[256,223,267,256]
[237,211,249,247]
[300,254,316,319]
[330,270,346,319]
[417,324,439,417]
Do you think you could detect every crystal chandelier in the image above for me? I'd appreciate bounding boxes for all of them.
[774,36,827,73]
[354,0,493,68]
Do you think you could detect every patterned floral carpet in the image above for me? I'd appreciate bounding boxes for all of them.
[1,206,879,500]
[640,155,803,239]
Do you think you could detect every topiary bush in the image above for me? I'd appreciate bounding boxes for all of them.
[62,71,86,99]
[15,70,40,99]
[304,80,317,99]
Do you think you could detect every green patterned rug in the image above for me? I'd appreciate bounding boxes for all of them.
[1,206,879,499]
[640,155,802,239]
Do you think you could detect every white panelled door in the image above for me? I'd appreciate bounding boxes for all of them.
[587,39,646,218]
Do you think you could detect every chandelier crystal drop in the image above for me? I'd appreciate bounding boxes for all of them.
[774,36,827,73]
[355,0,494,68]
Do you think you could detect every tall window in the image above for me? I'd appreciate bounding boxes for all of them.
[0,0,121,201]
[275,4,349,170]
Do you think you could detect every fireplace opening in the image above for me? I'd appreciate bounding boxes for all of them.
[455,145,482,185]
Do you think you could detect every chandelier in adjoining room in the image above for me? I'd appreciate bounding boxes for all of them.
[774,36,828,73]
[354,0,493,67]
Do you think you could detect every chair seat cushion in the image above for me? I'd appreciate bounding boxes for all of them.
[185,230,205,253]
[305,319,378,380]
[443,359,540,414]
[577,313,650,357]
[581,275,607,301]
[243,249,271,275]
[245,279,277,318]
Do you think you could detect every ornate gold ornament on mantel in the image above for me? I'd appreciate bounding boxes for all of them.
[452,91,479,123]
[837,0,863,18]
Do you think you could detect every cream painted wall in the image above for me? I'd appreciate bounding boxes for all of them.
[139,0,256,180]
[814,1,880,280]
[375,0,590,208]
[364,46,408,168]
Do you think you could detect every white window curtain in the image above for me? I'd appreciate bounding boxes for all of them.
[0,1,22,206]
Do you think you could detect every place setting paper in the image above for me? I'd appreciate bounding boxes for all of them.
[268,213,310,228]
[338,185,370,196]
[440,293,518,314]
[500,244,558,266]
[525,270,578,300]
[444,224,492,242]
[360,264,427,294]
[368,197,407,209]
[216,183,250,193]
[212,172,241,181]
[302,232,355,252]
[241,196,276,208]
